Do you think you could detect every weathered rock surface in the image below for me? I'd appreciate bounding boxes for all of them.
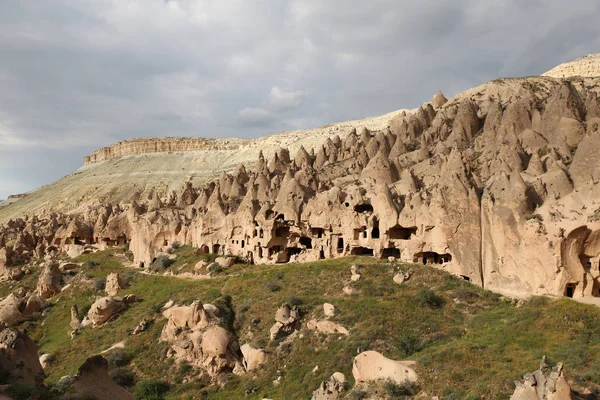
[511,357,573,400]
[105,272,126,296]
[270,304,301,340]
[312,372,346,400]
[161,300,242,378]
[307,319,349,335]
[0,327,45,386]
[84,296,128,327]
[66,355,133,400]
[352,351,417,385]
[240,343,267,371]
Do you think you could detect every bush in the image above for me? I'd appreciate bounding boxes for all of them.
[266,282,281,292]
[395,330,422,357]
[105,348,133,369]
[383,380,419,397]
[415,288,445,309]
[94,278,106,291]
[152,255,175,272]
[171,241,181,249]
[109,367,136,388]
[134,380,171,400]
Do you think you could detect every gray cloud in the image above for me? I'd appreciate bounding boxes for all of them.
[1,0,600,199]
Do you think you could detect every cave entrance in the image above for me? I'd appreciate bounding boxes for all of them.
[311,228,324,239]
[337,238,344,254]
[565,283,577,298]
[388,225,417,240]
[299,237,312,249]
[351,247,374,256]
[319,249,325,259]
[372,218,380,239]
[212,244,221,254]
[258,247,263,258]
[354,203,374,213]
[200,245,209,254]
[413,252,452,265]
[275,226,290,238]
[381,248,400,259]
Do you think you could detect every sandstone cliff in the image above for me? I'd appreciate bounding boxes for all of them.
[543,53,600,78]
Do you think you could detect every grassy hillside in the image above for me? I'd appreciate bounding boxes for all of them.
[4,247,600,399]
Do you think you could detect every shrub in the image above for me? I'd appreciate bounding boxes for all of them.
[134,380,171,400]
[152,255,175,272]
[288,296,302,306]
[105,348,133,368]
[275,271,284,280]
[395,330,422,357]
[171,241,181,249]
[109,367,136,388]
[415,288,445,309]
[94,278,106,291]
[349,390,368,400]
[266,282,281,292]
[383,380,419,397]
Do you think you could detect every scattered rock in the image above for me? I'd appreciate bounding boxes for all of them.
[323,303,335,318]
[194,260,208,272]
[307,319,349,335]
[350,265,361,281]
[132,318,151,335]
[393,270,412,285]
[39,353,55,369]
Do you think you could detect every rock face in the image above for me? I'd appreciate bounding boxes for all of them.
[352,351,417,385]
[3,61,600,301]
[36,261,63,299]
[240,343,267,371]
[160,300,242,378]
[66,355,133,400]
[0,327,45,386]
[510,357,573,400]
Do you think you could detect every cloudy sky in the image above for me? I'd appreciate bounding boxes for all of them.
[1,0,599,199]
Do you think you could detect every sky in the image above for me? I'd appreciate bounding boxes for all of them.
[1,0,600,200]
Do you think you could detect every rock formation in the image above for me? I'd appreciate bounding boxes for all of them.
[510,356,573,400]
[160,300,243,378]
[1,57,600,302]
[0,327,45,386]
[269,304,301,340]
[65,355,133,400]
[312,372,346,400]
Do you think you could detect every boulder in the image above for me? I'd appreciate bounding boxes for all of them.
[86,297,127,327]
[352,351,417,385]
[66,355,133,400]
[270,304,301,340]
[323,303,335,318]
[39,353,54,368]
[240,343,267,371]
[215,257,235,268]
[0,293,25,326]
[307,320,349,335]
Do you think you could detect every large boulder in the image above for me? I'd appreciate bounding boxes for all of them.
[66,355,133,400]
[240,343,267,371]
[160,300,242,378]
[269,304,301,340]
[0,293,25,326]
[85,297,127,327]
[352,351,417,385]
[215,257,235,268]
[510,357,572,400]
[0,327,45,386]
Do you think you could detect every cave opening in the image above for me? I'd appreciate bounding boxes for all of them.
[372,218,380,239]
[212,244,221,254]
[337,238,344,253]
[565,283,577,298]
[413,252,452,265]
[200,245,209,254]
[275,226,290,238]
[299,237,313,249]
[319,249,325,259]
[388,225,418,240]
[381,248,400,259]
[354,203,374,213]
[351,247,374,256]
[311,228,324,238]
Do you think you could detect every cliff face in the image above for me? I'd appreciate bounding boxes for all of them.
[84,137,250,165]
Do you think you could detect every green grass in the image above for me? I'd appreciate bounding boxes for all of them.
[3,250,600,399]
